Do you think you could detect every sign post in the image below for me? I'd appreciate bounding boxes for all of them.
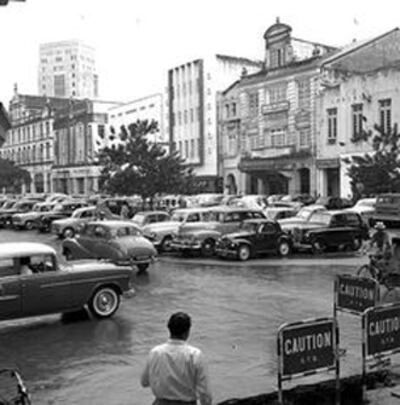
[277,317,339,405]
[362,303,400,400]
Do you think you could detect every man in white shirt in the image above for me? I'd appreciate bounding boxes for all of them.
[141,312,212,405]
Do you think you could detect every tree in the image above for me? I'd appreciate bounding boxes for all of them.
[97,119,202,201]
[0,158,31,192]
[343,121,400,199]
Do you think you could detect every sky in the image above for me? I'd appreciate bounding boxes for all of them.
[0,0,400,105]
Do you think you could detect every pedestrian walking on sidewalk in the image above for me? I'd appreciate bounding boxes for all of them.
[141,312,213,405]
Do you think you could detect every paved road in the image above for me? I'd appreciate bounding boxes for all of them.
[0,229,375,404]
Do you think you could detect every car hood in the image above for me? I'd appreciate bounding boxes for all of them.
[178,221,218,234]
[66,260,130,272]
[279,218,308,228]
[53,217,77,226]
[112,237,157,256]
[0,208,19,215]
[291,222,327,231]
[143,221,181,233]
[222,231,253,240]
[13,211,37,219]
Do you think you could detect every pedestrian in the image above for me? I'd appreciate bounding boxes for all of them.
[120,202,130,219]
[141,312,213,405]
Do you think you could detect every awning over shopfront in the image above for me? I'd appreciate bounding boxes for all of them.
[316,158,340,169]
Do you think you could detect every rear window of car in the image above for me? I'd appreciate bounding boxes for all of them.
[0,259,16,277]
[344,213,361,227]
[309,212,332,225]
[113,226,141,237]
[377,195,400,204]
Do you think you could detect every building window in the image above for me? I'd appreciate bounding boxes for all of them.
[271,48,284,68]
[185,140,189,158]
[184,110,187,124]
[270,129,286,147]
[178,112,182,125]
[248,93,259,116]
[297,79,311,109]
[190,108,194,123]
[352,104,363,138]
[269,83,287,104]
[190,139,194,158]
[299,130,311,148]
[327,108,338,144]
[225,104,230,119]
[379,99,391,134]
[232,103,237,116]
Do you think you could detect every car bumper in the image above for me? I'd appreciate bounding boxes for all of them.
[215,247,237,258]
[170,241,202,252]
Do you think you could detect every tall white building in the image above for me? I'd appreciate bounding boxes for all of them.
[167,54,262,192]
[108,93,167,148]
[38,40,99,99]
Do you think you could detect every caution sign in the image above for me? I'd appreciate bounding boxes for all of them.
[278,318,336,378]
[335,274,379,314]
[364,303,400,357]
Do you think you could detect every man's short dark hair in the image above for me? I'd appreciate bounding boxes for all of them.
[168,312,191,338]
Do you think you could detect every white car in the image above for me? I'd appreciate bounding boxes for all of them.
[345,197,376,223]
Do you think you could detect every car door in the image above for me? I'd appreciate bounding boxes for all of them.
[328,214,348,246]
[0,258,21,320]
[73,224,97,258]
[20,254,72,316]
[255,223,278,253]
[92,226,115,260]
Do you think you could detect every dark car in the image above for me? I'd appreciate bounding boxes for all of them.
[315,196,353,210]
[291,211,369,253]
[0,200,38,228]
[62,220,157,273]
[36,200,88,233]
[0,242,135,320]
[216,219,292,261]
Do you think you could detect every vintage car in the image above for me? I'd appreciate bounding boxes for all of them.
[227,195,268,211]
[142,207,213,252]
[0,242,135,320]
[0,200,38,228]
[315,196,353,210]
[345,197,376,224]
[12,202,58,230]
[170,207,266,256]
[51,206,118,238]
[371,193,400,227]
[278,204,327,230]
[131,211,171,228]
[62,220,157,272]
[264,206,299,221]
[36,200,88,233]
[290,210,369,253]
[216,219,292,261]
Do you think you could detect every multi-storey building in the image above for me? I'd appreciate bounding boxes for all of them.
[167,54,262,192]
[0,87,71,193]
[52,99,120,195]
[219,19,336,195]
[0,102,10,147]
[108,93,167,148]
[317,28,400,198]
[38,40,98,99]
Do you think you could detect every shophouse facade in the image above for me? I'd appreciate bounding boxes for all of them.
[0,88,70,193]
[0,102,10,147]
[52,99,120,195]
[219,20,336,195]
[317,28,400,198]
[167,54,262,192]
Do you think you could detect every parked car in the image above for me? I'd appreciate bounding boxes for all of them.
[264,206,299,221]
[315,196,353,210]
[142,208,213,252]
[132,211,171,228]
[170,207,266,257]
[51,206,118,239]
[62,220,157,272]
[36,200,88,233]
[345,197,376,224]
[228,195,268,210]
[371,194,400,227]
[0,242,135,320]
[216,219,292,261]
[291,210,369,253]
[99,196,142,217]
[12,202,58,230]
[278,204,327,230]
[0,200,38,228]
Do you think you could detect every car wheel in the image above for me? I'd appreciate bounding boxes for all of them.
[278,240,291,257]
[201,239,216,257]
[161,236,173,252]
[63,227,75,239]
[137,263,149,273]
[25,220,34,230]
[237,244,251,261]
[88,286,120,319]
[63,248,73,261]
[351,237,362,251]
[312,238,326,254]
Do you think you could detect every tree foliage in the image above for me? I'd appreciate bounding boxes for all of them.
[97,119,202,199]
[0,158,31,192]
[343,122,400,199]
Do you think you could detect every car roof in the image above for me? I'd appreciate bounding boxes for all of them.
[210,206,263,213]
[243,218,275,224]
[86,220,139,228]
[134,211,169,216]
[172,207,212,214]
[0,242,56,258]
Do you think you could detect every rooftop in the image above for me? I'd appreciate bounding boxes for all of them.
[0,242,56,258]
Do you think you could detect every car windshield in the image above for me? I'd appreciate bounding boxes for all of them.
[52,204,64,213]
[296,208,312,220]
[71,210,84,218]
[132,214,145,225]
[171,212,187,222]
[309,212,332,225]
[357,199,375,207]
[241,222,258,233]
[2,201,16,209]
[111,226,142,237]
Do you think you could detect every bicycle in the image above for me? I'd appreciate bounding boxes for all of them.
[0,369,31,405]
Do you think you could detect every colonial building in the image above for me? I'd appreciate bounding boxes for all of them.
[0,102,10,147]
[219,19,336,195]
[38,40,99,99]
[167,54,262,192]
[1,88,71,193]
[108,93,167,149]
[317,28,400,198]
[52,99,120,195]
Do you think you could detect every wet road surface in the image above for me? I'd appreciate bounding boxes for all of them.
[0,230,368,404]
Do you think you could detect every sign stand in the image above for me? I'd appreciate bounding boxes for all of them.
[277,317,340,405]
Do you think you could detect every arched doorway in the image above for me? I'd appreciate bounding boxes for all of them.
[298,168,310,194]
[225,174,237,195]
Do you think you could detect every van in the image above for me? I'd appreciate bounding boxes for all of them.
[372,193,400,227]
